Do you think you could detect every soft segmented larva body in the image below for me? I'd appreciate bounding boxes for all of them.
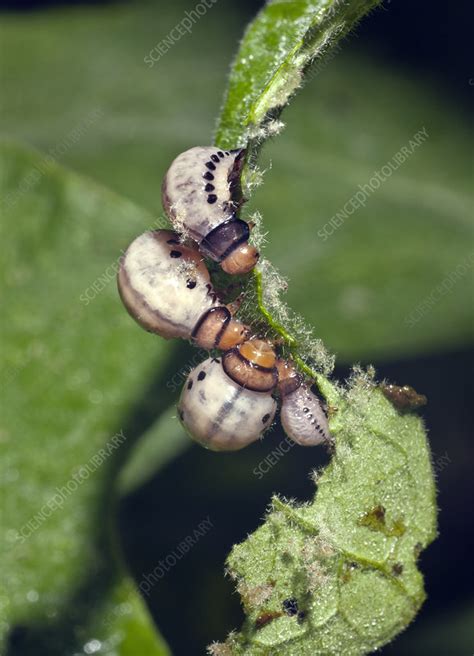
[178,341,278,451]
[117,229,248,350]
[161,146,259,275]
[277,360,330,446]
[119,150,331,450]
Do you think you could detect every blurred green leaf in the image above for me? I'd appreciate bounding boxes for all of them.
[117,405,189,497]
[213,0,474,364]
[254,58,474,362]
[0,2,472,361]
[0,141,173,655]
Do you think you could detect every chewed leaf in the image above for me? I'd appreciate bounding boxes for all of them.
[212,374,437,655]
[210,2,439,652]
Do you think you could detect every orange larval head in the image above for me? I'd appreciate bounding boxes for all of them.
[221,243,259,275]
[222,339,277,393]
[239,339,276,368]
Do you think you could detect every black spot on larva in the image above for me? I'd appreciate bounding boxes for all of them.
[262,413,271,424]
[178,408,184,421]
[187,380,193,390]
[186,279,197,289]
[303,407,309,413]
[207,194,218,204]
[166,238,180,245]
[197,371,206,381]
[204,183,215,192]
[211,358,220,363]
[170,250,182,258]
[211,154,220,163]
[203,171,214,181]
[297,611,307,623]
[205,161,216,170]
[225,151,230,155]
[282,598,298,616]
[217,151,224,158]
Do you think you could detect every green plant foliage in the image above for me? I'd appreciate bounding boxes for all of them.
[1,2,472,362]
[0,142,171,655]
[0,1,468,653]
[117,405,189,496]
[208,0,439,652]
[215,0,382,150]
[210,374,437,655]
[213,0,473,365]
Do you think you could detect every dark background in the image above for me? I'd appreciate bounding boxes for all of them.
[2,1,473,655]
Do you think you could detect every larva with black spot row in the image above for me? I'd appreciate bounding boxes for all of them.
[178,340,278,451]
[117,229,249,350]
[161,147,259,275]
[276,360,331,446]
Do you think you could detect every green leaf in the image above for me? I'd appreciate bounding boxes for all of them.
[209,1,439,653]
[0,141,172,655]
[1,2,472,361]
[210,375,437,655]
[215,0,382,151]
[252,59,474,361]
[212,0,474,363]
[117,404,189,497]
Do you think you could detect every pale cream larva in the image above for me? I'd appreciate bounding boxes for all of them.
[117,229,248,350]
[276,360,331,446]
[178,340,278,451]
[161,146,259,275]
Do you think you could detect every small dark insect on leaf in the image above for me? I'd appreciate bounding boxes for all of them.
[282,598,299,616]
[255,610,283,629]
[380,383,427,411]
